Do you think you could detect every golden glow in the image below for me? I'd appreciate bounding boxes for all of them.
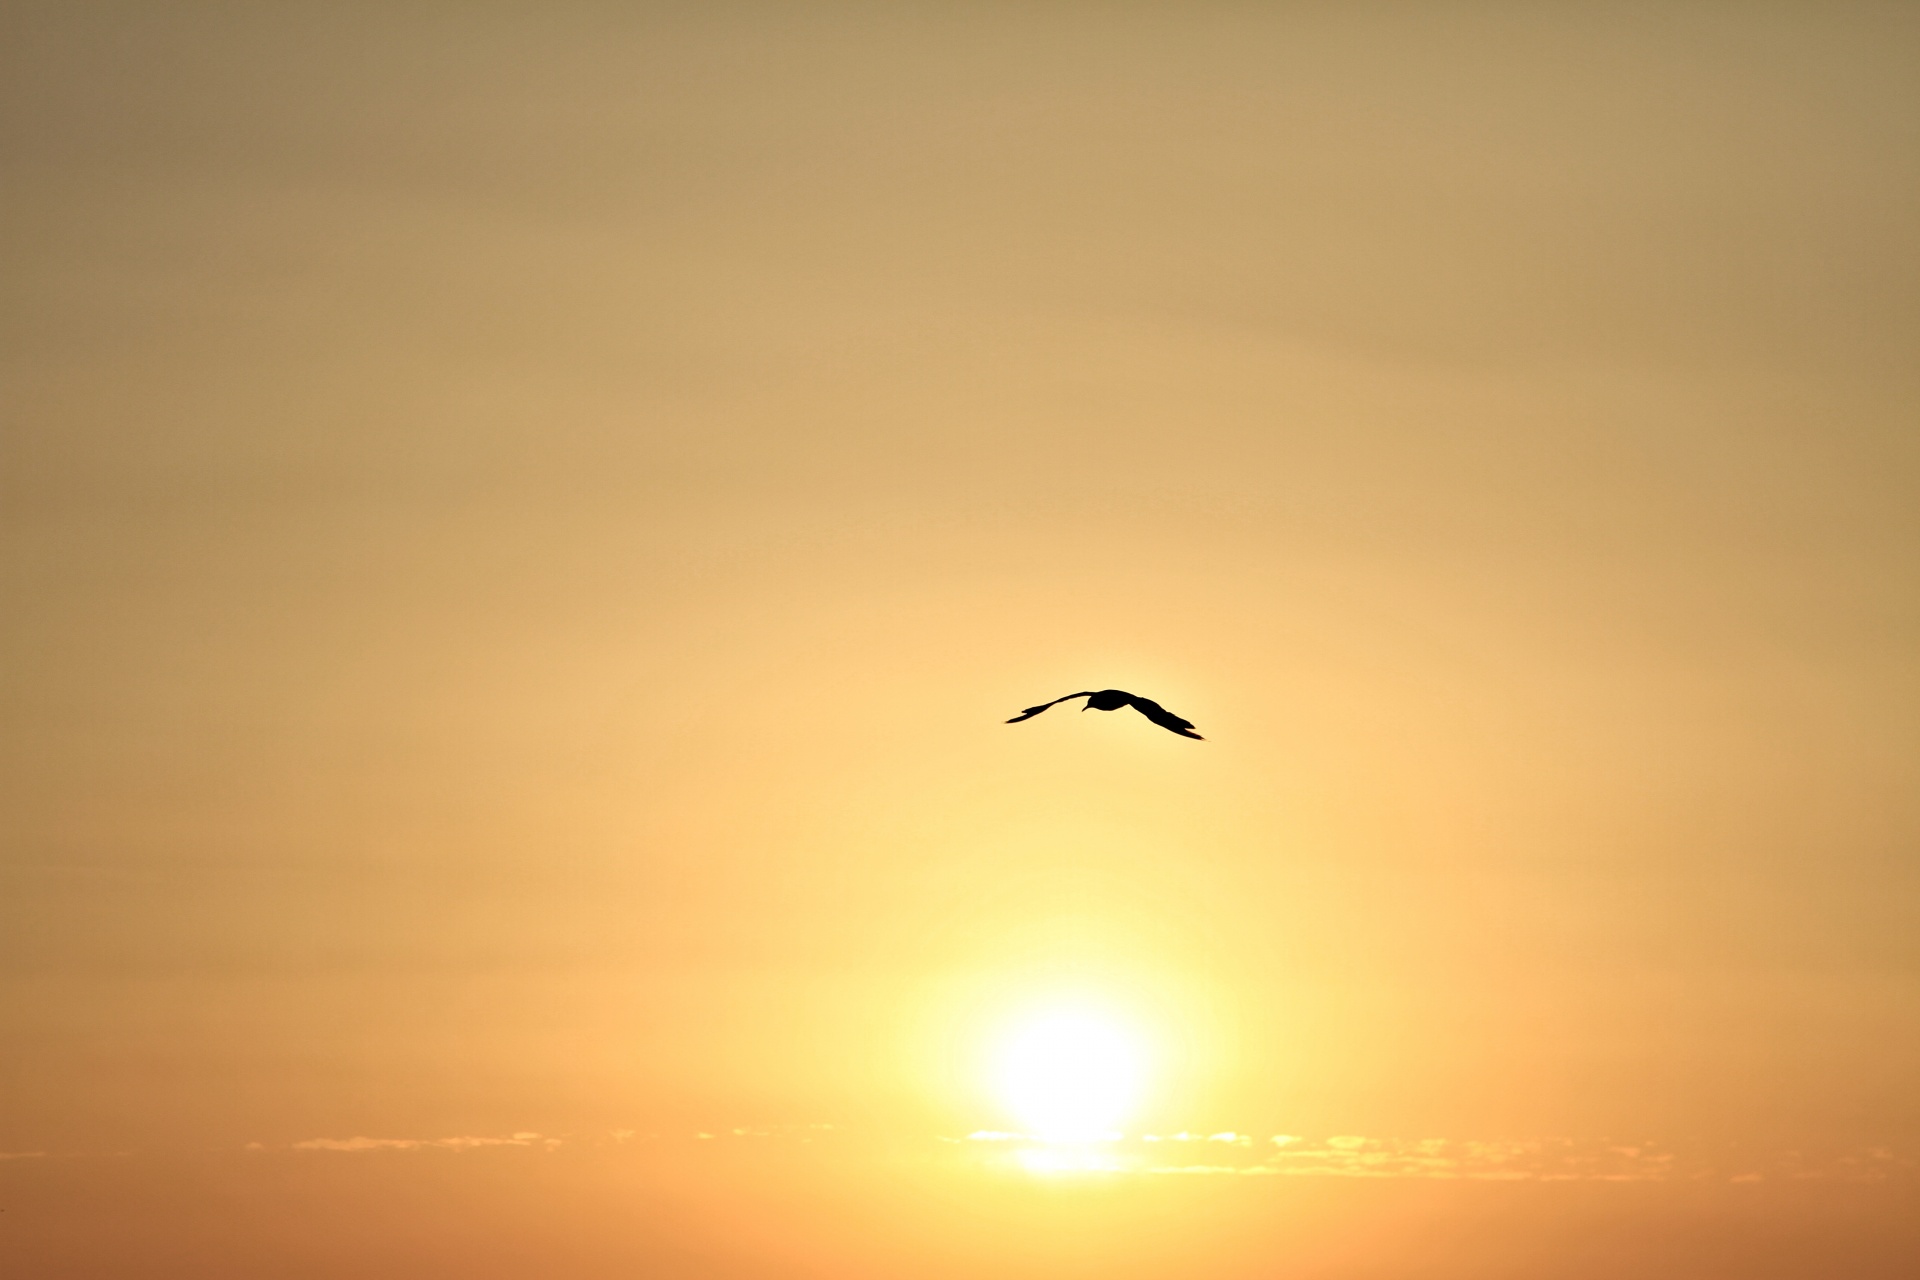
[5,3,1914,1274]
[1014,1145,1125,1174]
[989,1005,1151,1142]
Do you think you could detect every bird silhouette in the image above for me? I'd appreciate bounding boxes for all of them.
[1005,689,1203,739]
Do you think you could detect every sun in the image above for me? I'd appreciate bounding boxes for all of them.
[989,1005,1151,1142]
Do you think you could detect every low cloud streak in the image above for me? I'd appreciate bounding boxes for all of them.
[284,1132,559,1153]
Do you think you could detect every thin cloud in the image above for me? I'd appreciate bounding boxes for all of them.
[968,1134,1915,1184]
[285,1132,559,1153]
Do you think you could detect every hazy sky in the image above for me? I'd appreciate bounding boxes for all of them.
[3,3,1917,1276]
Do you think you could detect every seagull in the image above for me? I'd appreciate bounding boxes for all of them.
[1005,689,1204,739]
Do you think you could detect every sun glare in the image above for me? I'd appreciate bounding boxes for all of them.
[990,1006,1150,1142]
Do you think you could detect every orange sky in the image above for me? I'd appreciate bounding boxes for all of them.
[3,3,1917,1276]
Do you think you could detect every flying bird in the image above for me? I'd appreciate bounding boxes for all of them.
[1006,689,1204,739]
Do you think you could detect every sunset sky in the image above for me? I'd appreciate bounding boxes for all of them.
[3,3,1917,1276]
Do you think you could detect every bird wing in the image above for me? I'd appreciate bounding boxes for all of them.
[1124,694,1204,739]
[1005,692,1097,723]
